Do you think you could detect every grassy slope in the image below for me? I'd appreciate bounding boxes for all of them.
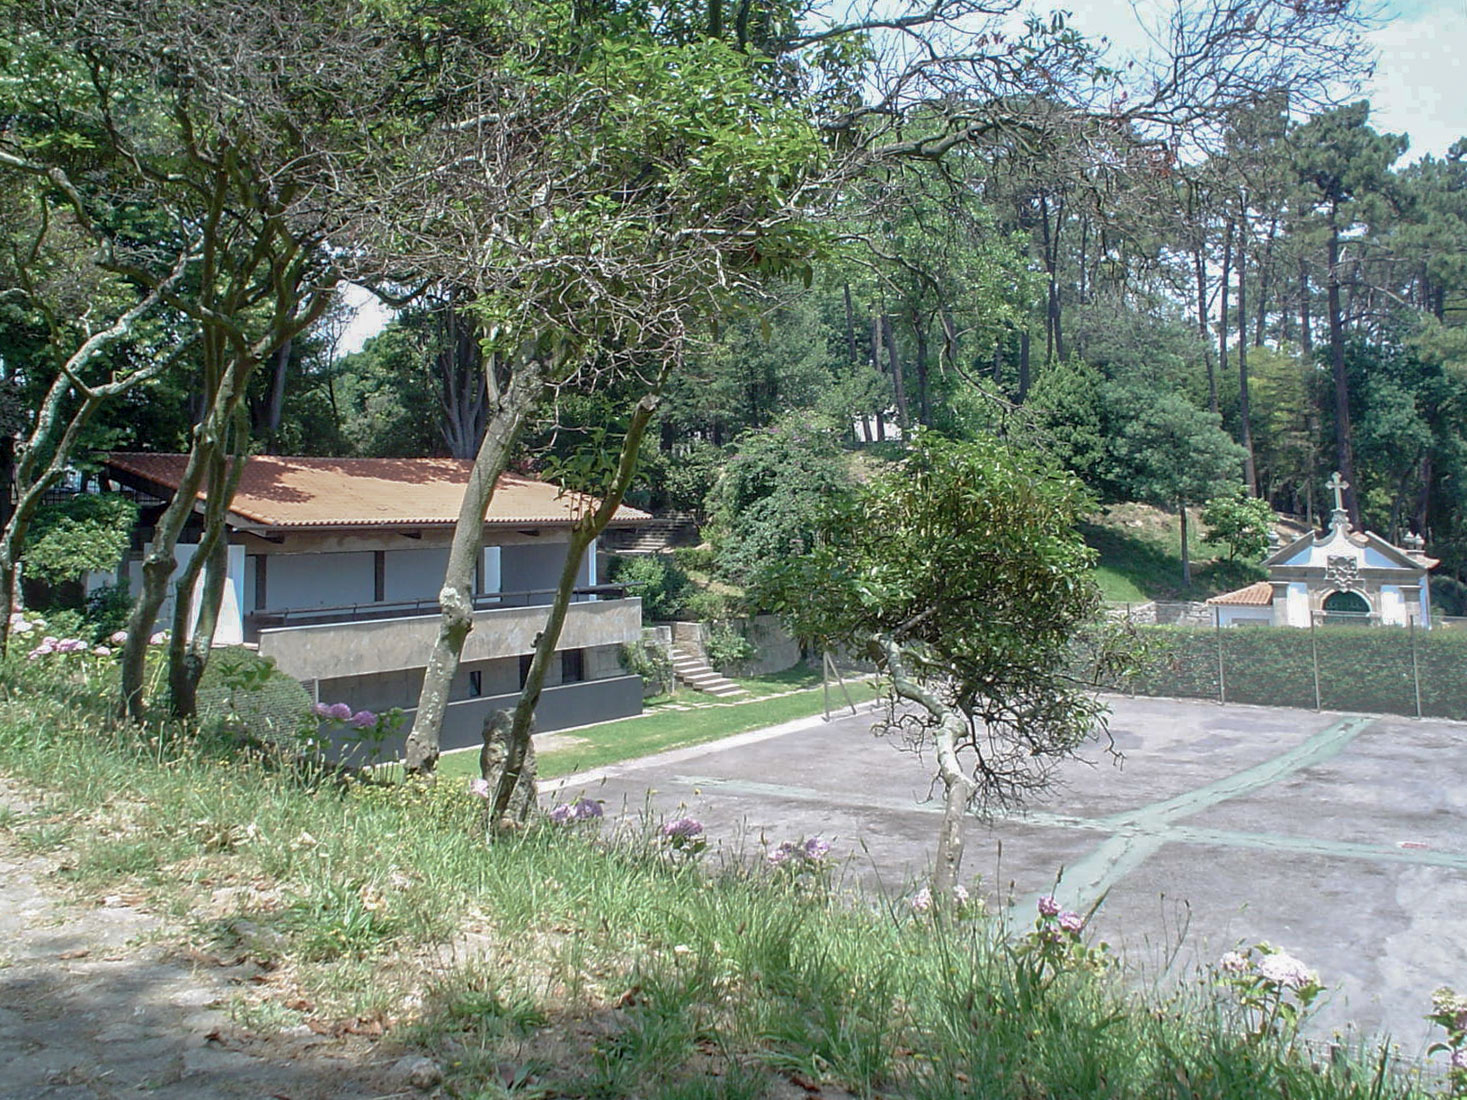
[0,666,1432,1100]
[1085,502,1269,603]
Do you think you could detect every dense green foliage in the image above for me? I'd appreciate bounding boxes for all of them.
[1114,624,1467,719]
[1202,490,1279,561]
[23,493,137,587]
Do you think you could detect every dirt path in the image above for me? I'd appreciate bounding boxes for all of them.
[0,780,417,1100]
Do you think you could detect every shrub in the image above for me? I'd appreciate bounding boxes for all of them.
[1109,623,1467,719]
[705,622,755,671]
[607,554,688,622]
[24,493,138,588]
[671,545,715,573]
[621,639,674,695]
[1202,490,1276,561]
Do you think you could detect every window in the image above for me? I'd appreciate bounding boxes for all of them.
[561,648,585,684]
[519,653,533,688]
[468,669,482,698]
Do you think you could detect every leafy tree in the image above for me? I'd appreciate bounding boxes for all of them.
[776,431,1117,899]
[1201,489,1275,561]
[705,414,854,606]
[23,493,138,588]
[1105,387,1247,586]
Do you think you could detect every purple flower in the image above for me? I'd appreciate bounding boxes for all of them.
[327,702,352,721]
[661,817,703,840]
[91,646,111,657]
[56,638,88,653]
[26,644,52,660]
[953,884,970,904]
[1218,951,1250,974]
[109,630,128,645]
[910,887,932,913]
[348,709,378,729]
[802,837,831,861]
[1038,895,1061,918]
[1058,911,1085,935]
[312,702,334,718]
[548,803,574,823]
[573,799,603,821]
[1257,952,1316,991]
[1451,1049,1467,1070]
[148,631,168,646]
[767,840,796,864]
[470,778,491,799]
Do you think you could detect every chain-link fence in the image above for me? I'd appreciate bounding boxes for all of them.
[1105,602,1467,720]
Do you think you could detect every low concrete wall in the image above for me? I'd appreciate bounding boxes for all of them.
[259,597,643,682]
[667,615,804,677]
[323,674,645,764]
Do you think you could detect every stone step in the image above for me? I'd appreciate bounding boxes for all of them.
[669,644,749,698]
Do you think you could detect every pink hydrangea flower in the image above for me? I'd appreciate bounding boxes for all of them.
[469,778,491,799]
[1451,1049,1467,1070]
[148,631,168,646]
[109,630,128,645]
[92,646,111,657]
[803,836,831,861]
[1058,911,1085,935]
[910,887,932,913]
[661,817,703,839]
[1038,895,1061,917]
[953,884,970,904]
[548,802,574,823]
[1219,951,1250,974]
[348,710,378,729]
[1257,952,1315,991]
[327,702,352,721]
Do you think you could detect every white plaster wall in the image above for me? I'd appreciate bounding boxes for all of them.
[483,546,501,593]
[1217,606,1270,628]
[383,547,450,603]
[1379,585,1405,626]
[1285,582,1310,627]
[1363,546,1396,568]
[267,552,374,610]
[124,542,244,642]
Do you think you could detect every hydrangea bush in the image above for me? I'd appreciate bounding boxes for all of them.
[1214,942,1323,1047]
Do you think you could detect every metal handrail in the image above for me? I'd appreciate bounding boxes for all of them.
[246,583,633,630]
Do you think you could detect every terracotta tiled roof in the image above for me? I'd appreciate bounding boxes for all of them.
[104,453,652,532]
[1206,580,1275,607]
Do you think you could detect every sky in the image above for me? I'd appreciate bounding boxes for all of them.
[335,0,1466,355]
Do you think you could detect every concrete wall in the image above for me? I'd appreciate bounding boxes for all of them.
[384,547,451,603]
[264,551,375,610]
[319,674,644,763]
[258,596,643,683]
[500,540,578,604]
[125,542,245,643]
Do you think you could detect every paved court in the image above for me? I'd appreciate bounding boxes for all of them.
[544,695,1467,1053]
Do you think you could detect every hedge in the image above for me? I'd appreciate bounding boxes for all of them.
[1111,624,1467,720]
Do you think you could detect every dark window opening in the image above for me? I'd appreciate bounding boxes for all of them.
[468,670,482,698]
[561,648,585,684]
[519,653,533,688]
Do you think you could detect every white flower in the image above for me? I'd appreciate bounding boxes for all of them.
[1218,951,1250,974]
[1257,952,1316,990]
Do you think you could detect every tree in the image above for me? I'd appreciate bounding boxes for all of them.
[1105,387,1247,585]
[777,431,1116,900]
[1201,488,1274,561]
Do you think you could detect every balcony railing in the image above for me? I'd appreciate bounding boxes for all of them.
[245,583,632,635]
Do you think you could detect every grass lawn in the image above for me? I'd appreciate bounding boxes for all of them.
[438,675,880,781]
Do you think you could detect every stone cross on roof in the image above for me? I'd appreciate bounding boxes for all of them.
[1326,471,1350,531]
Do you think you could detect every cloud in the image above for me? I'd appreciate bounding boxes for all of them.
[1366,2,1467,160]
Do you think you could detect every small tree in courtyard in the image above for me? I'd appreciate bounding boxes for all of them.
[776,432,1126,902]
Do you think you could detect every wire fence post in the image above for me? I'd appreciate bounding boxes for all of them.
[1309,609,1322,711]
[1409,615,1423,719]
[1214,605,1226,705]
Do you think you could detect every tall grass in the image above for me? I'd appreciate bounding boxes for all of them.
[0,655,1438,1099]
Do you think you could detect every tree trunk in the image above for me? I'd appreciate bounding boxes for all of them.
[1237,243,1257,495]
[1326,212,1359,525]
[1298,255,1313,356]
[403,365,545,774]
[842,282,859,365]
[1018,331,1030,403]
[882,314,910,429]
[878,636,974,902]
[1180,504,1192,588]
[911,312,930,425]
[1255,217,1277,347]
[1219,219,1233,395]
[491,389,661,824]
[1196,246,1218,415]
[261,338,290,451]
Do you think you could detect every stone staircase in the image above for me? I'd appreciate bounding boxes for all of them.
[671,644,749,699]
[607,513,701,555]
